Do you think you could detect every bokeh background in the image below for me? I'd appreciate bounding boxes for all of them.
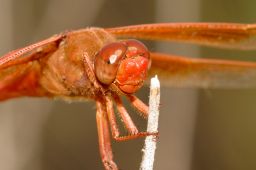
[0,0,256,170]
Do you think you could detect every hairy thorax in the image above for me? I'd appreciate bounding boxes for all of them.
[39,28,116,100]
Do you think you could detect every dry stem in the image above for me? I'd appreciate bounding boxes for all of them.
[140,75,160,170]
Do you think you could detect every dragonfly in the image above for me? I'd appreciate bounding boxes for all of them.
[1,23,256,170]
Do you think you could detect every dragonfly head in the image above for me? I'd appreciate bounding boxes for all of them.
[94,39,150,94]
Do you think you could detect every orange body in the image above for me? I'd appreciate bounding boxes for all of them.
[0,28,116,100]
[1,23,256,170]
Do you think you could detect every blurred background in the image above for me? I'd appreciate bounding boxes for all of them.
[0,0,256,170]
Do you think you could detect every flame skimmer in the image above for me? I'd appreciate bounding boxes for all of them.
[1,23,256,169]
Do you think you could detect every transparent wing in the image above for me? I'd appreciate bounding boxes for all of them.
[0,33,64,69]
[148,52,256,88]
[0,33,64,100]
[106,23,256,50]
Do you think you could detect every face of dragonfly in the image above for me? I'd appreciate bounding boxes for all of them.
[94,39,150,94]
[1,0,256,170]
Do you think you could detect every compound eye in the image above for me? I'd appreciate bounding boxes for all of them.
[123,39,150,59]
[94,42,127,85]
[114,40,150,94]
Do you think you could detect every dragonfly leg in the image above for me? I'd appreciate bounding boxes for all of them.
[107,93,158,142]
[96,100,118,170]
[82,52,105,93]
[112,93,138,134]
[125,94,149,118]
[105,95,120,138]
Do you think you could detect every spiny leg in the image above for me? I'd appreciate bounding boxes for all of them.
[96,100,118,170]
[82,52,105,93]
[112,93,138,135]
[125,94,149,118]
[105,95,120,138]
[109,93,158,142]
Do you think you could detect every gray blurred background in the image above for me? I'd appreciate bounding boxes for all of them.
[0,0,256,170]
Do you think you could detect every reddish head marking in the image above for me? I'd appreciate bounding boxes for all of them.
[115,40,150,93]
[94,39,150,94]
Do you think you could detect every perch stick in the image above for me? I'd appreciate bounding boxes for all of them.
[140,75,160,170]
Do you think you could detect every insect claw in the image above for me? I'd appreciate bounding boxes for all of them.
[113,131,158,141]
[103,160,118,170]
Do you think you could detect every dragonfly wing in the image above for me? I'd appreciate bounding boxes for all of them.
[106,23,256,50]
[0,33,64,69]
[0,33,64,100]
[148,52,256,88]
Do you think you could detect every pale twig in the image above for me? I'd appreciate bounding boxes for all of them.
[140,75,160,170]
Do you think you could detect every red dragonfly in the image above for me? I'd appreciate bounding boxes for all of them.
[1,23,256,170]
